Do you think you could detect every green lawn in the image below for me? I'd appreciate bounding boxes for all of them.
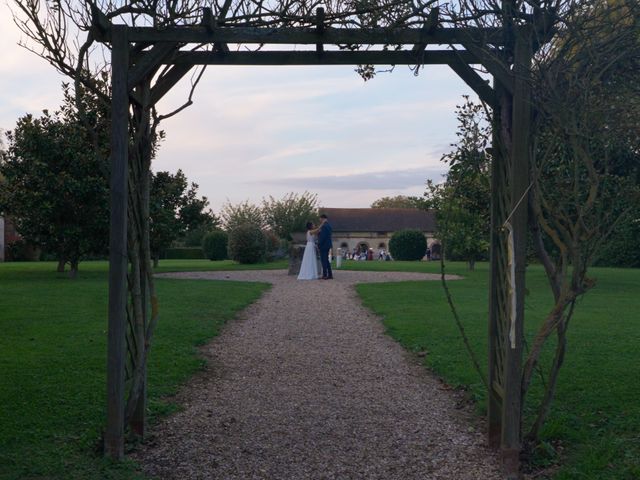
[0,260,271,480]
[2,258,638,479]
[350,260,640,479]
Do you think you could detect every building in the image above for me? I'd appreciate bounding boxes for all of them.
[320,207,439,258]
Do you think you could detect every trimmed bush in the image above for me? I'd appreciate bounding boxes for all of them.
[163,247,204,259]
[263,230,282,262]
[202,230,228,261]
[227,223,266,264]
[389,229,427,261]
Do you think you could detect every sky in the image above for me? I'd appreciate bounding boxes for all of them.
[0,5,478,213]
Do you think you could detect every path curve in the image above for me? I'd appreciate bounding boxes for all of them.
[135,269,500,479]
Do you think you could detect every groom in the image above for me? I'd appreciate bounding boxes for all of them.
[317,213,333,280]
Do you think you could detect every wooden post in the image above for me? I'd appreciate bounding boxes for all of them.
[105,25,129,460]
[501,29,532,479]
[487,81,508,450]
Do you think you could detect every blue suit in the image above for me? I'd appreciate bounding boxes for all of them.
[317,221,333,279]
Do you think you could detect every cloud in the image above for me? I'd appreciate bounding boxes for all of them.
[260,166,445,191]
[1,4,481,215]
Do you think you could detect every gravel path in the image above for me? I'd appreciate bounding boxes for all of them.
[135,269,501,480]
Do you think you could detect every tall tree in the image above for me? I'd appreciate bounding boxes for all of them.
[370,195,428,209]
[0,85,109,277]
[178,182,220,236]
[220,200,264,232]
[262,192,319,240]
[150,170,219,265]
[424,96,491,270]
[523,0,640,445]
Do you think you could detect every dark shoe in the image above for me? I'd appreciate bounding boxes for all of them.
[326,276,333,280]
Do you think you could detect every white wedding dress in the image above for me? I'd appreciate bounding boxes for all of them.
[297,231,320,280]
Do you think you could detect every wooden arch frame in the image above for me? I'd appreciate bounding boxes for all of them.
[97,6,546,478]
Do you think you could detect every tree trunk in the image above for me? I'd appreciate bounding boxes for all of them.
[153,255,159,268]
[526,304,572,444]
[57,257,66,273]
[468,258,476,271]
[69,259,79,279]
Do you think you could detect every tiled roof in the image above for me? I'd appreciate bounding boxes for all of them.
[319,208,436,233]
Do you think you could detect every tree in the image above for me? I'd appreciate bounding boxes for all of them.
[227,223,266,264]
[424,96,491,270]
[202,230,228,261]
[370,195,428,209]
[149,170,187,266]
[150,170,219,266]
[261,192,319,240]
[0,85,109,277]
[179,182,220,235]
[522,0,640,446]
[220,200,264,232]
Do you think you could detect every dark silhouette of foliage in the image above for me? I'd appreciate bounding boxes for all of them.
[371,195,429,209]
[389,229,427,261]
[0,84,109,277]
[227,223,266,264]
[202,230,228,261]
[150,169,219,265]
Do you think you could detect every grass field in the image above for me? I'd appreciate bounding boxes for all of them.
[1,258,638,479]
[347,260,640,479]
[0,260,271,480]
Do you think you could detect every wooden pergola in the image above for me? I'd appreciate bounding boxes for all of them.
[95,6,546,478]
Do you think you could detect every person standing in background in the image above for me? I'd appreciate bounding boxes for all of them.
[317,214,333,279]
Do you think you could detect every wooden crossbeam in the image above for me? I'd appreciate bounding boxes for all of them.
[166,49,478,66]
[128,43,180,90]
[447,55,497,106]
[461,42,514,94]
[94,25,506,46]
[90,4,110,35]
[202,7,230,54]
[150,64,193,104]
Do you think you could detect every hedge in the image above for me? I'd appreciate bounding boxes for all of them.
[162,247,204,260]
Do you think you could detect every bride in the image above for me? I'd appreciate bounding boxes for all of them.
[297,221,320,280]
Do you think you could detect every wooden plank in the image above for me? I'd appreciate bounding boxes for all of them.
[461,42,514,94]
[446,56,497,105]
[501,29,532,480]
[316,7,325,55]
[487,81,509,449]
[149,64,193,104]
[103,26,506,46]
[105,24,129,461]
[167,49,478,66]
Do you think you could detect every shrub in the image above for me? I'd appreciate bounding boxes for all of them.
[389,229,427,261]
[202,230,228,261]
[183,226,210,247]
[227,223,266,264]
[162,247,204,260]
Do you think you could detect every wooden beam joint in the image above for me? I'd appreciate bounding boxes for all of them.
[203,6,229,53]
[316,7,325,55]
[412,6,439,53]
